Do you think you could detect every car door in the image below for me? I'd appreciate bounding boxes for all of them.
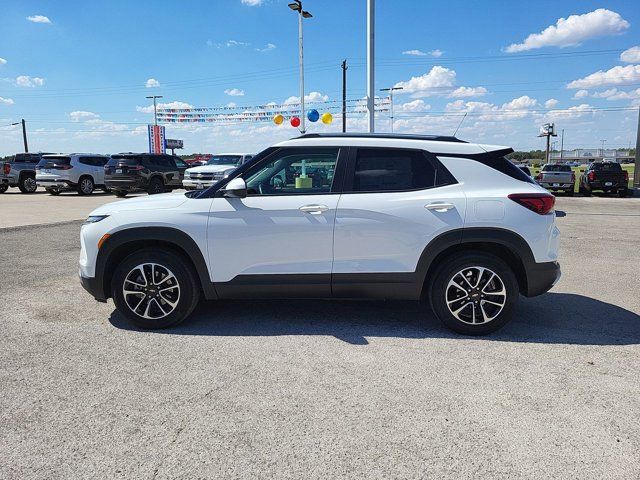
[207,146,345,298]
[332,147,466,297]
[93,157,108,185]
[172,157,188,186]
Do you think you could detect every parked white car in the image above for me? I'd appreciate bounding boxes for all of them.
[36,153,111,195]
[182,153,253,190]
[79,134,560,335]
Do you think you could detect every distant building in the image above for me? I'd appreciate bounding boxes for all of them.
[550,149,633,163]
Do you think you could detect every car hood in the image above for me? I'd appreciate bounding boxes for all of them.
[89,192,188,215]
[186,164,237,174]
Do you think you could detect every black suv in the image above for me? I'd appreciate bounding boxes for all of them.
[104,153,188,197]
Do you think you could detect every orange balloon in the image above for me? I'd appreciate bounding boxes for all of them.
[273,114,284,125]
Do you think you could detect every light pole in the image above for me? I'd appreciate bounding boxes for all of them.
[367,0,375,132]
[146,95,163,126]
[11,119,28,152]
[600,139,606,158]
[288,1,312,134]
[380,86,402,133]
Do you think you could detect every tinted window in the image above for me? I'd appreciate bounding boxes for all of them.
[519,166,531,176]
[15,154,40,163]
[173,157,187,168]
[108,156,142,167]
[244,148,338,195]
[351,148,436,192]
[542,164,571,172]
[592,162,622,172]
[38,156,71,168]
[471,155,535,184]
[79,157,94,166]
[207,155,243,166]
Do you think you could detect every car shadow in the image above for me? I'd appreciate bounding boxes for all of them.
[108,292,640,346]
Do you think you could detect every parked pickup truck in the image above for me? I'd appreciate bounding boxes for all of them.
[536,164,575,196]
[1,153,52,193]
[579,162,629,197]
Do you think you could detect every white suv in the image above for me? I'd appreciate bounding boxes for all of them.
[37,153,110,195]
[183,153,253,190]
[79,134,560,335]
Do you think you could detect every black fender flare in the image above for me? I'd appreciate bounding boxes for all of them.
[95,227,216,301]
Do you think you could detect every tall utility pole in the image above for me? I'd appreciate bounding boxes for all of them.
[380,86,402,133]
[288,1,312,134]
[560,129,564,162]
[341,59,347,133]
[538,123,557,164]
[634,107,640,188]
[146,95,163,126]
[600,139,606,158]
[366,0,375,132]
[11,120,28,152]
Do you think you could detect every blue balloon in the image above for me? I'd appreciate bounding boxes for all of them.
[307,109,320,122]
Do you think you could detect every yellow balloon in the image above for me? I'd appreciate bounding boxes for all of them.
[273,114,284,125]
[321,112,333,124]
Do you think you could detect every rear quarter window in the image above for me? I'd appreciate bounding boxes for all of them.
[472,155,535,183]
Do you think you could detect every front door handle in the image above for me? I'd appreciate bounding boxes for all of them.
[299,204,329,215]
[425,202,455,212]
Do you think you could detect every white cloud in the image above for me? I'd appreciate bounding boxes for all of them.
[445,95,538,121]
[256,43,276,52]
[396,99,431,112]
[226,102,237,108]
[402,49,443,57]
[544,98,559,108]
[394,66,456,97]
[284,91,329,104]
[0,58,6,66]
[592,87,640,101]
[136,100,194,114]
[226,40,250,47]
[224,88,245,96]
[15,75,45,87]
[145,78,160,88]
[241,0,263,5]
[505,9,629,52]
[0,96,14,105]
[448,86,488,98]
[69,111,100,122]
[546,104,595,120]
[573,89,589,99]
[567,64,640,89]
[27,15,52,24]
[620,46,640,64]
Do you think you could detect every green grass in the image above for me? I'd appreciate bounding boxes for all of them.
[529,164,635,191]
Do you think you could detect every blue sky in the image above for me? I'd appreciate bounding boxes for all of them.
[1,0,639,155]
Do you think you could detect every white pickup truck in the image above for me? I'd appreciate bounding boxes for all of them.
[182,153,253,190]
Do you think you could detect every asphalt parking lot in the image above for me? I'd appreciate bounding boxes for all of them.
[1,194,639,479]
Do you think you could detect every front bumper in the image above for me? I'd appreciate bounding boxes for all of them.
[525,261,561,297]
[80,274,107,302]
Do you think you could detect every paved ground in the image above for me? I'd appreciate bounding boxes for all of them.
[1,196,639,479]
[0,188,148,228]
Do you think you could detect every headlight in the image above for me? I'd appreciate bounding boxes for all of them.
[184,171,191,177]
[83,215,109,225]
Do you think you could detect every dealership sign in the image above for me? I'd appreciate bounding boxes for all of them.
[165,139,183,149]
[148,125,166,154]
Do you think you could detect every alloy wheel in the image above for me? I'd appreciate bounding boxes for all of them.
[445,266,506,325]
[81,178,93,194]
[122,263,181,320]
[24,177,37,192]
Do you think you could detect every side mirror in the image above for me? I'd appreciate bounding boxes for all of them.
[222,177,247,198]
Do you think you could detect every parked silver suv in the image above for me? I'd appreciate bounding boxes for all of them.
[36,154,111,195]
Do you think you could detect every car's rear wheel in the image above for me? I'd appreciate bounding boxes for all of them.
[619,188,629,198]
[429,252,518,335]
[147,177,164,195]
[566,188,574,196]
[77,176,94,195]
[45,187,61,196]
[114,190,128,198]
[0,184,8,193]
[18,175,37,193]
[579,184,591,196]
[112,249,200,329]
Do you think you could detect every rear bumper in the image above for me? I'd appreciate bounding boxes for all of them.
[36,178,75,188]
[105,177,147,191]
[80,274,107,302]
[0,173,18,186]
[525,261,561,297]
[587,181,625,190]
[539,182,573,190]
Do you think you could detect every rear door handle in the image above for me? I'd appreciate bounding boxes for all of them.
[425,202,455,212]
[299,204,329,215]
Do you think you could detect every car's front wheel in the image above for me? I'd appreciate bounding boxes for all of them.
[112,249,200,329]
[18,175,37,193]
[429,252,519,335]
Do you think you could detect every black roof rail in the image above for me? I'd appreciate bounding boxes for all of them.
[294,133,467,143]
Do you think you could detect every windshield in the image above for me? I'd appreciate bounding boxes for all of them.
[207,155,243,166]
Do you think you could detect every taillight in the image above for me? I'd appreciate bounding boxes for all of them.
[535,173,542,181]
[128,165,144,171]
[508,193,555,215]
[624,171,629,182]
[2,163,9,175]
[588,171,595,181]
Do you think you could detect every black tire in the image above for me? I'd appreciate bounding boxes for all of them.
[147,177,164,195]
[429,252,519,335]
[619,188,629,198]
[566,188,574,197]
[18,175,37,193]
[77,176,95,195]
[579,184,591,196]
[114,190,127,198]
[46,187,61,196]
[111,249,200,329]
[0,184,7,194]
[102,186,111,193]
